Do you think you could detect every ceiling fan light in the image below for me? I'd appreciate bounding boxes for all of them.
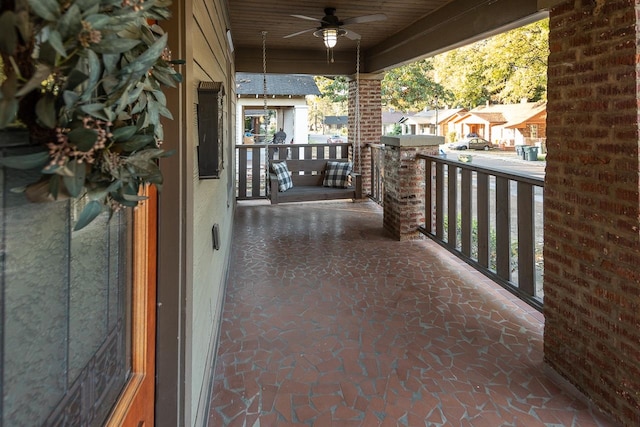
[323,29,338,48]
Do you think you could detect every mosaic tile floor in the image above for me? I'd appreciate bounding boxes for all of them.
[208,201,618,427]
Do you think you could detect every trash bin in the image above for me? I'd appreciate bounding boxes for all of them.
[523,146,538,161]
[515,144,526,157]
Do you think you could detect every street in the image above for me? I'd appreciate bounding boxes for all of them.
[440,147,546,179]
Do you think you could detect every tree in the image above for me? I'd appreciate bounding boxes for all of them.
[381,59,452,111]
[481,20,548,103]
[315,76,349,104]
[433,19,548,107]
[381,19,549,111]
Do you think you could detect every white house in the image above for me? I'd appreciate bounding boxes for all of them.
[235,73,320,145]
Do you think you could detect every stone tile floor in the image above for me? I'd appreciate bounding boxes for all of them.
[208,201,618,427]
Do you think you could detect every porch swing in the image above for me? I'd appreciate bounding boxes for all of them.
[266,34,363,204]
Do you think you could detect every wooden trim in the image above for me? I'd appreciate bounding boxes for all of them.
[105,185,158,426]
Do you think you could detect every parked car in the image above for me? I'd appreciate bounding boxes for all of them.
[327,135,343,143]
[450,137,493,151]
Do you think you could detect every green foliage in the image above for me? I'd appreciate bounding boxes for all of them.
[388,124,402,135]
[315,76,349,103]
[381,59,453,111]
[0,0,182,229]
[433,19,548,107]
[381,19,548,111]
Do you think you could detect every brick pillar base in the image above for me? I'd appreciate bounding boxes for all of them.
[382,136,442,240]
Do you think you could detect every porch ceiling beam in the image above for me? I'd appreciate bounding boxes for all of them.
[235,48,356,76]
[363,0,546,73]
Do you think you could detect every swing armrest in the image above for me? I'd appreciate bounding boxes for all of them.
[350,172,362,199]
[269,173,279,202]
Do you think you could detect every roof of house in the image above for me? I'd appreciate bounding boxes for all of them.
[382,110,414,125]
[406,108,468,125]
[236,73,321,96]
[456,101,547,127]
[324,116,348,125]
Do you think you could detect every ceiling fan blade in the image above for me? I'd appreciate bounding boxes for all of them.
[291,14,323,23]
[342,13,387,25]
[283,27,316,39]
[344,30,361,40]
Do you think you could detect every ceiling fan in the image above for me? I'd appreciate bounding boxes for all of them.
[284,7,387,47]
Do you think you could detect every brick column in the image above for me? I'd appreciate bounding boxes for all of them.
[544,1,640,425]
[381,136,441,241]
[348,75,382,196]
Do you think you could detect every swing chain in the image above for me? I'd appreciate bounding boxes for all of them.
[262,31,270,195]
[355,38,361,174]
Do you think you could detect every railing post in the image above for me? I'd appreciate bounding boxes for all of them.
[495,177,511,281]
[461,169,473,256]
[417,154,544,311]
[517,182,535,296]
[447,164,458,247]
[424,158,433,234]
[476,172,490,268]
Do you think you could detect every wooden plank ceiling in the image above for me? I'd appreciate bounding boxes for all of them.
[228,0,547,76]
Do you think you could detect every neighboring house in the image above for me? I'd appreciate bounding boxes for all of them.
[405,110,434,135]
[403,108,467,140]
[382,110,414,135]
[452,101,547,148]
[436,108,468,142]
[324,115,348,133]
[236,73,321,144]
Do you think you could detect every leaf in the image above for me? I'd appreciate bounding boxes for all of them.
[74,200,103,231]
[67,127,98,151]
[48,174,61,199]
[15,10,32,43]
[76,0,101,11]
[27,0,59,21]
[63,90,80,108]
[126,83,145,105]
[47,29,67,58]
[83,13,109,30]
[63,160,86,197]
[82,50,101,102]
[102,53,119,74]
[35,95,57,128]
[120,33,167,80]
[58,4,81,40]
[147,98,159,127]
[79,103,110,121]
[92,37,141,54]
[115,134,155,152]
[158,103,173,120]
[0,98,19,129]
[64,69,88,91]
[0,11,17,55]
[121,192,148,202]
[16,64,52,97]
[111,125,137,142]
[0,151,49,169]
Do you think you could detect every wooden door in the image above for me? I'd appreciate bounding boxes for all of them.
[105,185,158,426]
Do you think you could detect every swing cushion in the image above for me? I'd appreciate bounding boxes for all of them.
[272,161,293,192]
[323,161,352,188]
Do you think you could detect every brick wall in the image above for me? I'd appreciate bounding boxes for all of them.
[545,1,640,424]
[348,77,382,195]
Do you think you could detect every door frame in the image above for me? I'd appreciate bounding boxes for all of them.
[105,185,158,426]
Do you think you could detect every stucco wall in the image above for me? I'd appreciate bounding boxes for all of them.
[188,0,236,425]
